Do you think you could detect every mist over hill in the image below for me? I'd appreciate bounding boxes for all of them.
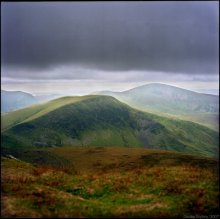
[1,90,62,113]
[1,90,37,112]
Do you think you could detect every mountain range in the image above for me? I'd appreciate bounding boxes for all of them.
[1,90,37,113]
[2,84,218,131]
[96,83,219,130]
[1,94,218,157]
[1,90,61,113]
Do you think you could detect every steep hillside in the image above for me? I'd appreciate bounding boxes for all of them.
[1,96,94,131]
[97,83,219,130]
[1,95,218,157]
[1,90,37,112]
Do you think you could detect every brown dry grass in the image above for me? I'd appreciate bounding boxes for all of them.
[1,147,219,218]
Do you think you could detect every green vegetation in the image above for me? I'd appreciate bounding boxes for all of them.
[1,147,219,218]
[98,83,219,131]
[1,95,219,157]
[140,109,219,132]
[1,95,93,131]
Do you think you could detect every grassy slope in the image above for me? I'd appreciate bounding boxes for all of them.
[2,96,142,148]
[1,147,219,218]
[1,95,94,131]
[99,84,219,131]
[136,107,219,131]
[1,95,219,157]
[128,105,219,131]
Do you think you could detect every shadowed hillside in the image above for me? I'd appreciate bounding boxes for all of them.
[1,95,218,157]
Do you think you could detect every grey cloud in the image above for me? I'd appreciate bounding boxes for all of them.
[1,2,219,79]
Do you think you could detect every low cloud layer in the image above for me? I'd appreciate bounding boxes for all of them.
[1,1,219,83]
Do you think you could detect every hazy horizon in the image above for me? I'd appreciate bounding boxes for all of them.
[1,82,219,97]
[1,2,219,96]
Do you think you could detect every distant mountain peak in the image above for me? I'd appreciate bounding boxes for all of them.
[97,83,219,130]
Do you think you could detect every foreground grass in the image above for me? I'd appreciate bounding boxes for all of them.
[1,147,219,218]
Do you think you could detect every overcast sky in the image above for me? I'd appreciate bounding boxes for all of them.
[1,2,219,95]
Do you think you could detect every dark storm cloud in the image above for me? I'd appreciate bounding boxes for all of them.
[1,2,219,78]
